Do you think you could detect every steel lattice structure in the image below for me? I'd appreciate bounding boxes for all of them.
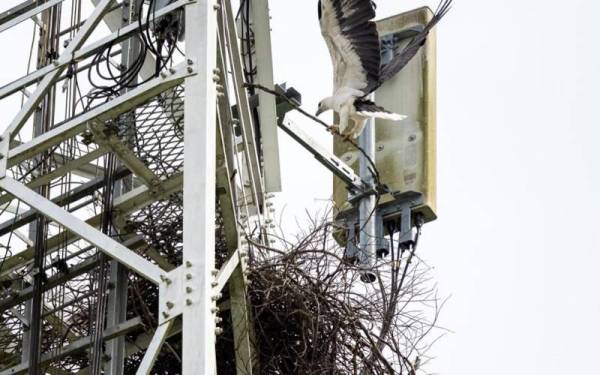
[0,0,277,373]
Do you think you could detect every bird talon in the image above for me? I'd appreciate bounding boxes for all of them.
[327,125,339,135]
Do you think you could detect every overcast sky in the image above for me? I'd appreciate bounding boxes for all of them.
[269,0,600,374]
[0,0,598,374]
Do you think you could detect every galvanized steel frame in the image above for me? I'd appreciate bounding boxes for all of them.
[0,0,262,373]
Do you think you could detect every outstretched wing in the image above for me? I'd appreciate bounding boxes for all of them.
[365,0,452,94]
[318,0,381,94]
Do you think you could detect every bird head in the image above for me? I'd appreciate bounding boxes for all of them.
[315,97,333,117]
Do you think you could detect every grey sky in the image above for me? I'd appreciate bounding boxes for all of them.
[269,0,600,374]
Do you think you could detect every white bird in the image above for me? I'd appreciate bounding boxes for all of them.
[315,0,452,139]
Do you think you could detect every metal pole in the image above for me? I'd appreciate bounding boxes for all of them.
[252,0,281,193]
[182,0,217,373]
[358,114,377,282]
[105,1,141,372]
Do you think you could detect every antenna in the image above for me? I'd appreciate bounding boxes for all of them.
[0,1,440,373]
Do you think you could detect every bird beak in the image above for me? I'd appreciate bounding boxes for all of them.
[315,108,324,117]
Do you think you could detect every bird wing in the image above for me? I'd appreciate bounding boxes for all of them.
[365,0,452,94]
[318,0,381,94]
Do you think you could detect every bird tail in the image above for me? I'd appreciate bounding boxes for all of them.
[378,0,453,84]
[355,100,407,121]
[364,110,406,121]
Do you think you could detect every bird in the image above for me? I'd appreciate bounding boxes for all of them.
[315,0,452,139]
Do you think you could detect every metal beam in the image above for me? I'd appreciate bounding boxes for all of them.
[229,266,255,375]
[0,177,164,284]
[78,319,183,375]
[220,0,264,209]
[252,0,281,192]
[278,119,366,193]
[90,0,158,82]
[88,122,160,187]
[0,0,188,101]
[7,62,191,168]
[0,257,99,312]
[182,0,218,373]
[0,172,183,278]
[0,1,36,25]
[0,167,130,235]
[1,0,115,147]
[135,320,174,375]
[214,250,240,293]
[0,317,143,375]
[0,0,63,34]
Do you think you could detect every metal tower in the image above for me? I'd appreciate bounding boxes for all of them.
[0,1,439,374]
[0,0,278,373]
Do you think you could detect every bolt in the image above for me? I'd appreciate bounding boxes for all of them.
[408,135,417,142]
[211,307,219,314]
[166,301,175,309]
[215,317,223,323]
[187,59,194,65]
[215,327,223,335]
[211,269,219,276]
[160,275,172,285]
[187,66,193,74]
[186,299,192,306]
[213,68,221,74]
[377,144,385,151]
[186,273,192,280]
[169,68,176,74]
[186,287,193,293]
[185,261,192,268]
[162,311,170,319]
[211,281,219,287]
[213,3,221,10]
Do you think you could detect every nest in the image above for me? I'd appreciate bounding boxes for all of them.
[235,218,444,375]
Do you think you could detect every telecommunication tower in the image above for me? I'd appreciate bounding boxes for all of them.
[0,1,438,374]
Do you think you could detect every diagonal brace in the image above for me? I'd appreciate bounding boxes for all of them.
[88,121,161,187]
[0,176,163,284]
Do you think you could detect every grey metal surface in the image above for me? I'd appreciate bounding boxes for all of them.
[181,0,218,373]
[135,320,174,375]
[279,119,365,193]
[0,318,143,375]
[0,1,265,372]
[358,117,377,281]
[0,177,164,284]
[252,0,281,193]
[0,0,63,34]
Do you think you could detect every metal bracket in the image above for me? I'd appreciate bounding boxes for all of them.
[278,119,368,194]
[337,191,426,258]
[158,266,187,324]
